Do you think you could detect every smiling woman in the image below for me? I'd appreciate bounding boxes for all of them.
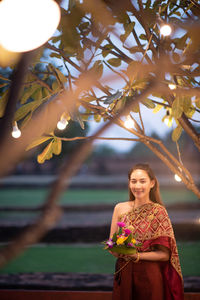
[109,163,184,300]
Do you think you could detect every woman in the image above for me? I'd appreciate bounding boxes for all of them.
[109,163,184,300]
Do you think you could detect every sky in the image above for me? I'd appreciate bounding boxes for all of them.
[57,0,195,153]
[88,104,170,153]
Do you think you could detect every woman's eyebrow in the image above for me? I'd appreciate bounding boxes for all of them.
[130,177,147,180]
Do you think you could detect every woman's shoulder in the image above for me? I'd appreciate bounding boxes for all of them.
[151,202,168,214]
[114,201,133,215]
[115,201,132,209]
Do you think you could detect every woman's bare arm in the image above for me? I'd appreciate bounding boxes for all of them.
[126,245,170,262]
[109,204,120,238]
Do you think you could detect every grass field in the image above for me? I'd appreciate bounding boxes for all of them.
[0,187,198,207]
[0,242,199,276]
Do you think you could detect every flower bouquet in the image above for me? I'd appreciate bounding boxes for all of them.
[103,222,142,255]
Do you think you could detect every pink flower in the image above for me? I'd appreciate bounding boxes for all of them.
[127,243,134,247]
[124,228,131,235]
[106,239,114,248]
[117,222,125,228]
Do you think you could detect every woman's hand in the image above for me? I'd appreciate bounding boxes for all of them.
[109,251,138,261]
[109,251,121,258]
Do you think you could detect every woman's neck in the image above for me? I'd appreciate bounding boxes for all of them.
[134,198,152,209]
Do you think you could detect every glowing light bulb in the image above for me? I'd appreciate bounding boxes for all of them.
[174,174,182,182]
[160,24,172,36]
[168,83,176,90]
[164,110,173,127]
[0,0,61,52]
[57,117,68,130]
[12,123,21,138]
[124,116,135,129]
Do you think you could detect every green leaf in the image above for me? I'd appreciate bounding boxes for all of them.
[173,34,188,50]
[14,101,38,122]
[182,97,191,114]
[32,88,42,101]
[21,112,32,128]
[172,97,183,119]
[118,227,122,235]
[52,80,59,91]
[90,60,103,79]
[120,22,135,43]
[172,125,182,142]
[50,52,62,59]
[94,114,101,122]
[55,68,68,85]
[185,106,195,118]
[104,90,122,104]
[102,44,113,58]
[131,102,139,113]
[112,232,117,242]
[153,104,163,113]
[141,98,156,109]
[26,136,53,151]
[125,233,133,244]
[76,111,85,129]
[20,85,40,104]
[37,140,54,164]
[0,89,9,118]
[43,88,51,98]
[107,58,121,67]
[139,33,147,40]
[52,138,62,155]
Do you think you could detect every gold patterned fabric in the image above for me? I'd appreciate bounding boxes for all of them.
[119,202,183,280]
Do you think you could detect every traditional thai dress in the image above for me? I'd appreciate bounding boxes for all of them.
[112,202,184,300]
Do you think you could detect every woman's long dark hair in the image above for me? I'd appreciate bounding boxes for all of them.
[128,163,164,206]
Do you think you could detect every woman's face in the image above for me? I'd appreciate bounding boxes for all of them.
[129,169,155,201]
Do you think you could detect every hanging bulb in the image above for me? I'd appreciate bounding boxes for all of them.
[174,174,182,182]
[160,24,172,36]
[12,122,21,138]
[0,0,61,52]
[57,116,68,130]
[164,110,172,127]
[168,83,176,90]
[124,115,135,129]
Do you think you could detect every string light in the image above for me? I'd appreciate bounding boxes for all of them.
[0,0,61,52]
[11,122,21,138]
[164,110,172,127]
[174,174,182,182]
[160,24,172,36]
[124,115,135,129]
[168,83,176,90]
[57,116,68,130]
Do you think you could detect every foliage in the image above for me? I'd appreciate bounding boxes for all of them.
[0,0,200,196]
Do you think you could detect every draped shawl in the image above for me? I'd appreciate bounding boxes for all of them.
[117,202,184,300]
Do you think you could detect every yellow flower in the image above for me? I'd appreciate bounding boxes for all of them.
[116,236,127,245]
[131,238,136,244]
